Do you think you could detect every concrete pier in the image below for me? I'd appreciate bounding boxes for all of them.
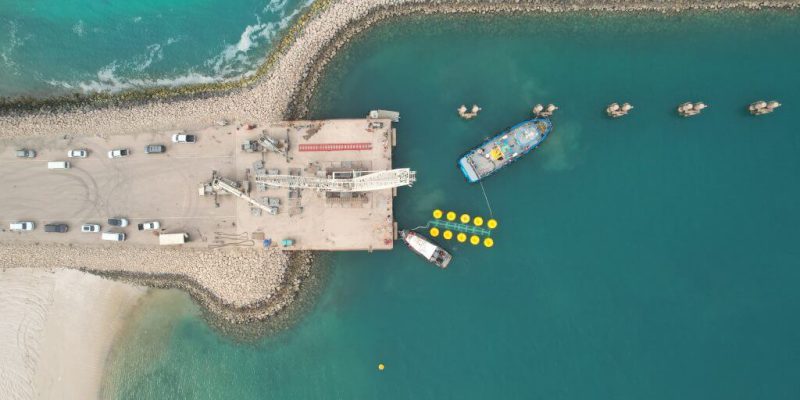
[0,118,399,252]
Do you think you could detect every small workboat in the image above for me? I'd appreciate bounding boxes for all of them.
[400,230,452,268]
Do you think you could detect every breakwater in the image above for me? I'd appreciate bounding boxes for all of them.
[2,0,798,333]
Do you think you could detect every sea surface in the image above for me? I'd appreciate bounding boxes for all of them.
[0,0,310,97]
[68,9,800,400]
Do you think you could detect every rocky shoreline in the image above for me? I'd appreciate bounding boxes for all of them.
[2,0,798,332]
[0,242,311,328]
[2,1,797,137]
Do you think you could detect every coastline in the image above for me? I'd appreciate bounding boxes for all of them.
[0,268,145,400]
[1,0,798,334]
[0,243,313,326]
[2,1,797,137]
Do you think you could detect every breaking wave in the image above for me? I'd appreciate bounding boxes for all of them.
[46,0,313,95]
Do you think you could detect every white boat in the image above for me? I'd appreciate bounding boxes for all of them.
[400,230,452,268]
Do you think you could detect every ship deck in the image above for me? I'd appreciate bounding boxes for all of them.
[459,119,551,182]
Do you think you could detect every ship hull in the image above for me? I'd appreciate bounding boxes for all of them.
[458,118,553,183]
[400,230,452,268]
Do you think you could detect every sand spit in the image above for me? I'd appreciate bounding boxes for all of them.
[0,0,797,326]
[0,243,309,324]
[0,268,145,400]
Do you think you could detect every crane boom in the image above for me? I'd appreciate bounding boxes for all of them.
[254,168,416,192]
[211,177,272,212]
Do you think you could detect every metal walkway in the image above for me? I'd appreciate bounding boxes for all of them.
[298,142,372,152]
[255,168,416,192]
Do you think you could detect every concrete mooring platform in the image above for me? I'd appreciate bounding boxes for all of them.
[0,117,407,252]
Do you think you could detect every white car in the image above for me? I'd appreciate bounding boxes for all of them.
[138,221,161,231]
[107,148,130,158]
[9,221,34,231]
[171,134,196,143]
[68,149,88,158]
[81,223,101,233]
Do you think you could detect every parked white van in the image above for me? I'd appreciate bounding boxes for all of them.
[9,221,34,231]
[101,232,126,241]
[47,161,70,169]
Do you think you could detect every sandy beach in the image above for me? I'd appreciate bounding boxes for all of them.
[0,268,145,400]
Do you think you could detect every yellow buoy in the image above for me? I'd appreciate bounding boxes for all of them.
[487,219,498,229]
[432,209,443,219]
[460,214,470,224]
[457,232,466,242]
[470,235,480,245]
[484,237,494,248]
[429,227,440,237]
[378,363,385,371]
[443,230,453,240]
[446,211,456,221]
[473,216,484,227]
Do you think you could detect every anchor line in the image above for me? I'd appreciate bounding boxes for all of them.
[479,180,494,218]
[409,223,430,232]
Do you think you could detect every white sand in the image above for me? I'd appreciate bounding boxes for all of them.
[0,268,145,400]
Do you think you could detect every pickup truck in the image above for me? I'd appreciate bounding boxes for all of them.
[108,148,130,158]
[138,221,161,231]
[16,149,36,158]
[171,134,196,143]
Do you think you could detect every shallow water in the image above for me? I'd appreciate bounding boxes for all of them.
[0,0,309,97]
[105,11,800,399]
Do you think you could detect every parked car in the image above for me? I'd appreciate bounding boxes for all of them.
[107,217,129,227]
[67,149,88,158]
[47,161,70,169]
[15,149,36,158]
[81,223,101,233]
[171,134,196,143]
[137,221,161,231]
[101,232,126,241]
[9,221,35,231]
[144,144,166,154]
[44,223,69,233]
[107,148,130,158]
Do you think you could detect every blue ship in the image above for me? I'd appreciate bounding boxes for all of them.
[458,118,553,183]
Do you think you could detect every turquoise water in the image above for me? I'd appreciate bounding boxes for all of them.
[0,0,309,97]
[105,11,800,399]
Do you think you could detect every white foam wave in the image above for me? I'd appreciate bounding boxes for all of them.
[46,0,312,94]
[208,0,312,75]
[1,21,31,74]
[265,0,290,14]
[50,65,230,94]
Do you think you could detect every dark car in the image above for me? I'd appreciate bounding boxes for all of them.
[16,149,36,158]
[44,223,69,233]
[107,217,129,227]
[144,144,166,154]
